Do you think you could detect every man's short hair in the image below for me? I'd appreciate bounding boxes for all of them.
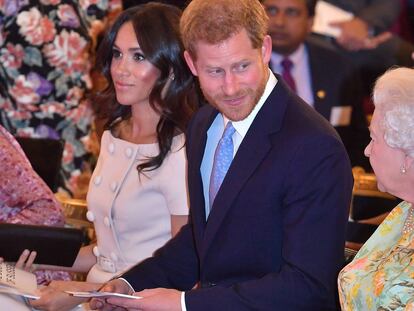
[180,0,268,58]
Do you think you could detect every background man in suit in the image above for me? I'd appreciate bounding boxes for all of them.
[262,0,370,170]
[90,0,353,310]
[321,0,414,110]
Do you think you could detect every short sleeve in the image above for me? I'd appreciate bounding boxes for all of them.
[159,135,189,216]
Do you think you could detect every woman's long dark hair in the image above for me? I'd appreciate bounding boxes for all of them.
[94,3,197,173]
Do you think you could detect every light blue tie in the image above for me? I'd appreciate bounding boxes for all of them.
[209,122,236,211]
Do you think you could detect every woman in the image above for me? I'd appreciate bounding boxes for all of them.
[339,67,414,310]
[0,124,71,310]
[0,124,70,284]
[31,3,197,310]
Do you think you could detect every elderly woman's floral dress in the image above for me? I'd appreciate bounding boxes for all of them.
[0,0,120,193]
[339,201,414,310]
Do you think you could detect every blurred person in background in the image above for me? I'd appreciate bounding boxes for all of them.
[262,0,370,170]
[0,124,69,285]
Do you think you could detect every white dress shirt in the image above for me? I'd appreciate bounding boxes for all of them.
[270,44,314,106]
[119,71,278,311]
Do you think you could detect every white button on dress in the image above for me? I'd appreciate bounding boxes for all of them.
[125,147,133,158]
[94,175,102,186]
[93,246,100,257]
[103,216,111,227]
[86,211,95,222]
[110,181,118,192]
[108,142,115,154]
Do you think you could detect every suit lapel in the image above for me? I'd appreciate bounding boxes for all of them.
[189,108,218,246]
[307,42,331,120]
[200,80,288,260]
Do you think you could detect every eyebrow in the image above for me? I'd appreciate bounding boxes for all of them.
[113,44,142,53]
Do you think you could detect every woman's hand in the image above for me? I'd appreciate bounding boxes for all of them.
[0,249,37,272]
[30,280,101,311]
[16,249,37,271]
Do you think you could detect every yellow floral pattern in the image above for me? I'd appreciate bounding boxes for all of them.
[339,201,414,310]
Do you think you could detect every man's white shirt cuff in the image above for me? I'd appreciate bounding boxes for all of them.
[181,291,187,311]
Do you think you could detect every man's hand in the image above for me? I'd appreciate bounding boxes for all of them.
[106,288,182,311]
[330,18,391,51]
[89,279,133,310]
[331,17,369,50]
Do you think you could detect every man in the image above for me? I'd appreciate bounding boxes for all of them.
[262,0,370,169]
[90,0,353,310]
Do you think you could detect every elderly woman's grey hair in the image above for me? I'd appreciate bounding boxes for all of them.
[372,67,414,157]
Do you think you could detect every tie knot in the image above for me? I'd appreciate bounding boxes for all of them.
[281,58,293,71]
[222,122,236,140]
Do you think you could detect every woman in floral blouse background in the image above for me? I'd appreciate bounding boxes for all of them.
[0,0,121,195]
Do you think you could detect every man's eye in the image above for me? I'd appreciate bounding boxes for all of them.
[286,8,300,17]
[208,69,222,76]
[265,6,278,16]
[237,63,249,71]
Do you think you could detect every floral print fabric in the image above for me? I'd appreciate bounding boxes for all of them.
[339,201,414,310]
[0,124,69,284]
[0,0,120,192]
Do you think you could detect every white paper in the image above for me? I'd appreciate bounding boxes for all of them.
[65,291,142,300]
[330,106,352,126]
[312,1,354,38]
[0,285,39,299]
[0,263,39,299]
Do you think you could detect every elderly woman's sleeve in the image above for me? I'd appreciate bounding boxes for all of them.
[0,133,64,226]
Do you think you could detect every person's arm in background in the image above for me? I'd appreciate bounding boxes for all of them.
[0,127,65,227]
[356,0,401,33]
[328,0,400,50]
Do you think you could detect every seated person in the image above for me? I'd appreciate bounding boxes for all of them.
[339,67,414,310]
[0,124,70,285]
[262,0,370,169]
[29,3,197,310]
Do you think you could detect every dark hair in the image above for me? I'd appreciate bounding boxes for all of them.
[305,0,317,17]
[259,0,317,17]
[94,3,197,173]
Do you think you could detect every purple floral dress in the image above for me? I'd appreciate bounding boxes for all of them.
[0,124,69,284]
[0,0,121,193]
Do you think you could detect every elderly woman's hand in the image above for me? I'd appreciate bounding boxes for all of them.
[0,249,37,272]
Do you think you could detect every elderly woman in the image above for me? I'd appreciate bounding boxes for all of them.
[338,67,414,310]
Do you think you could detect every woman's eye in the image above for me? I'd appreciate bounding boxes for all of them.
[112,50,121,59]
[133,53,145,62]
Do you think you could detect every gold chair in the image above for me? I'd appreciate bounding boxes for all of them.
[56,195,95,243]
[56,196,95,281]
[347,167,398,251]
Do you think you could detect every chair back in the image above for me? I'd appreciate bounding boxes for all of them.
[15,137,64,192]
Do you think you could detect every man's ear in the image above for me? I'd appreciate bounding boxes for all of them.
[261,35,272,64]
[184,51,198,76]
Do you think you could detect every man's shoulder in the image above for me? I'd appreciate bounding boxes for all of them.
[306,36,349,63]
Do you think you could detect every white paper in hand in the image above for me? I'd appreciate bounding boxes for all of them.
[65,290,142,300]
[0,263,39,299]
[312,1,354,38]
